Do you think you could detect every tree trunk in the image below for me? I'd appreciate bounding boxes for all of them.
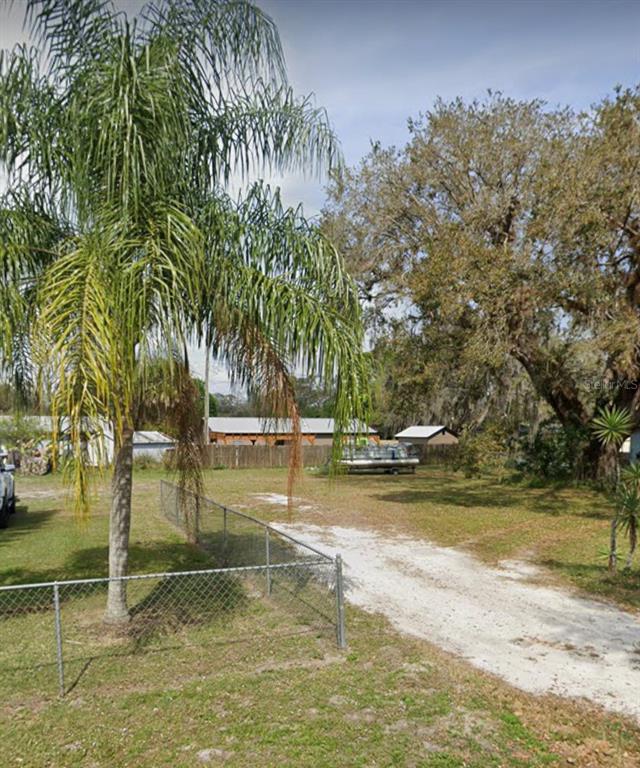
[580,438,621,484]
[624,522,637,570]
[599,442,620,485]
[104,427,134,624]
[608,513,619,573]
[580,437,601,481]
[510,342,590,431]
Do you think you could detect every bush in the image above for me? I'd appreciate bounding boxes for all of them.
[518,420,587,482]
[453,424,509,478]
[0,415,50,453]
[163,449,175,470]
[133,454,162,470]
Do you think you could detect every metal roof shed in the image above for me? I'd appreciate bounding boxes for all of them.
[394,426,458,445]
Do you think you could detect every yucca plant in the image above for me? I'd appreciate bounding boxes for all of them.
[591,405,634,452]
[616,486,640,570]
[0,0,369,622]
[591,405,634,572]
[618,462,640,570]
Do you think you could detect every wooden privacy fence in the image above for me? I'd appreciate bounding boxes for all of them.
[167,443,458,470]
[413,444,459,465]
[200,444,333,470]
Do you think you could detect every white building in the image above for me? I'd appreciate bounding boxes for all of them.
[86,427,175,464]
[0,416,174,465]
[621,431,640,464]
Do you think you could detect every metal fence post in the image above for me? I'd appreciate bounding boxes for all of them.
[265,527,272,595]
[52,583,65,696]
[335,554,347,649]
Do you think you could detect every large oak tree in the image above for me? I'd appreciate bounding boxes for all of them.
[324,90,640,475]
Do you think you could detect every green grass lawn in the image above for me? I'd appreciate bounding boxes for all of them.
[1,467,639,767]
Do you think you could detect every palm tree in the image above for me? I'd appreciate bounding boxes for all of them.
[591,405,634,571]
[0,0,369,622]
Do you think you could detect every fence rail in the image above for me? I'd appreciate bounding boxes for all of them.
[0,483,346,698]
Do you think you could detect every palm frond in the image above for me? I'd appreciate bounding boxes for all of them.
[197,85,341,185]
[0,45,62,191]
[196,186,370,469]
[26,0,119,80]
[142,0,286,90]
[621,461,640,488]
[36,227,122,516]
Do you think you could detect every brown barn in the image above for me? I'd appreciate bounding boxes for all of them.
[207,417,378,446]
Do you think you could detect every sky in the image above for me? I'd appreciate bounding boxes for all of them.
[1,0,639,391]
[257,0,640,214]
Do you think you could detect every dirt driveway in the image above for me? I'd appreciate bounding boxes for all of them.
[274,522,640,720]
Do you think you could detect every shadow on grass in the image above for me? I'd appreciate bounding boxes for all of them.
[66,540,212,579]
[0,539,213,618]
[0,507,57,553]
[128,570,248,647]
[55,624,326,695]
[1,569,254,694]
[3,538,210,584]
[371,483,609,520]
[198,529,302,568]
[1,500,335,696]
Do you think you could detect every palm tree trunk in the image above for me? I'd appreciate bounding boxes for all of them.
[608,512,619,573]
[105,427,134,624]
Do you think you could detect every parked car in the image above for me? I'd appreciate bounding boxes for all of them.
[0,448,16,528]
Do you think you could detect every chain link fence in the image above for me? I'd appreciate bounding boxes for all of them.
[0,482,345,698]
[159,480,344,641]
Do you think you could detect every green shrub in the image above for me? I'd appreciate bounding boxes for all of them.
[133,453,162,470]
[519,420,587,481]
[453,424,508,478]
[0,415,50,452]
[162,449,175,470]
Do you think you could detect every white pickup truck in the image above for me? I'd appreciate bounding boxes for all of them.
[0,449,16,528]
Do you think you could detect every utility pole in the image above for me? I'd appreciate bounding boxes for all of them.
[203,344,210,445]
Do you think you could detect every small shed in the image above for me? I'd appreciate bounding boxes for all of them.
[131,431,175,460]
[394,425,458,446]
[86,427,175,464]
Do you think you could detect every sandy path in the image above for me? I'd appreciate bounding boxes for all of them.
[274,523,640,719]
